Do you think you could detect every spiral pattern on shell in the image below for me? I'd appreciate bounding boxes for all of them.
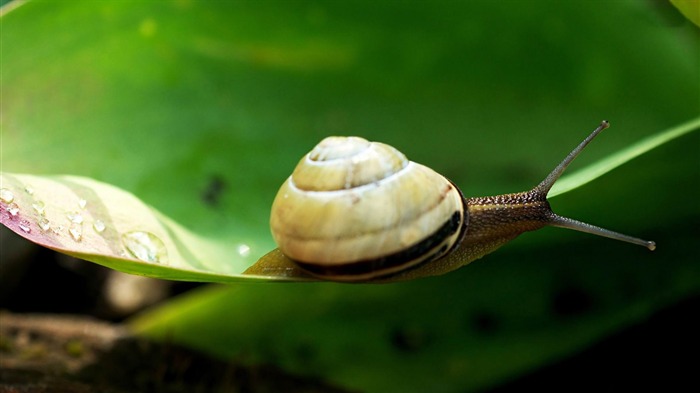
[270,136,467,281]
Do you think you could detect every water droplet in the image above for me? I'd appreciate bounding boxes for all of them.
[7,203,20,217]
[32,201,46,215]
[237,244,251,257]
[93,219,106,233]
[0,188,14,203]
[66,211,84,224]
[19,219,31,233]
[24,186,34,195]
[51,225,64,235]
[78,199,87,209]
[122,231,168,264]
[38,217,51,231]
[69,223,83,241]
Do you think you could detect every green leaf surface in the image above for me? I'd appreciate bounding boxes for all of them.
[131,222,699,392]
[671,0,700,28]
[0,172,266,282]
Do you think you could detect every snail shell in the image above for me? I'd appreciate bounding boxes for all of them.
[270,136,467,281]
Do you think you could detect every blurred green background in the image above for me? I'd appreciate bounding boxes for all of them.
[2,0,699,392]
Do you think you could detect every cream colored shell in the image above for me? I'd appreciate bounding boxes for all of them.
[270,136,466,281]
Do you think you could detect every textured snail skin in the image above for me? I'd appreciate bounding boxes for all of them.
[389,192,552,281]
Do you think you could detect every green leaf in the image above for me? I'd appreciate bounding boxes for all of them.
[670,0,700,27]
[548,117,700,198]
[0,172,266,282]
[131,222,699,392]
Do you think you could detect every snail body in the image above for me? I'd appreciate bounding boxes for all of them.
[267,121,655,282]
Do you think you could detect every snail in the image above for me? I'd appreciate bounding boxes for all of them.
[267,121,655,282]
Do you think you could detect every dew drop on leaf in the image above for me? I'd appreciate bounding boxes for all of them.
[0,188,15,203]
[69,223,83,241]
[122,231,168,264]
[24,186,34,195]
[32,201,46,215]
[38,217,51,231]
[78,199,87,209]
[19,219,31,233]
[7,203,20,217]
[237,244,251,257]
[66,211,84,224]
[93,219,106,233]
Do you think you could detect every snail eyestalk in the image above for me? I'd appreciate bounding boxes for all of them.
[537,120,610,195]
[535,120,656,251]
[547,214,656,251]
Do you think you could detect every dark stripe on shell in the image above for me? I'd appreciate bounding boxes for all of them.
[442,179,469,257]
[294,210,464,279]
